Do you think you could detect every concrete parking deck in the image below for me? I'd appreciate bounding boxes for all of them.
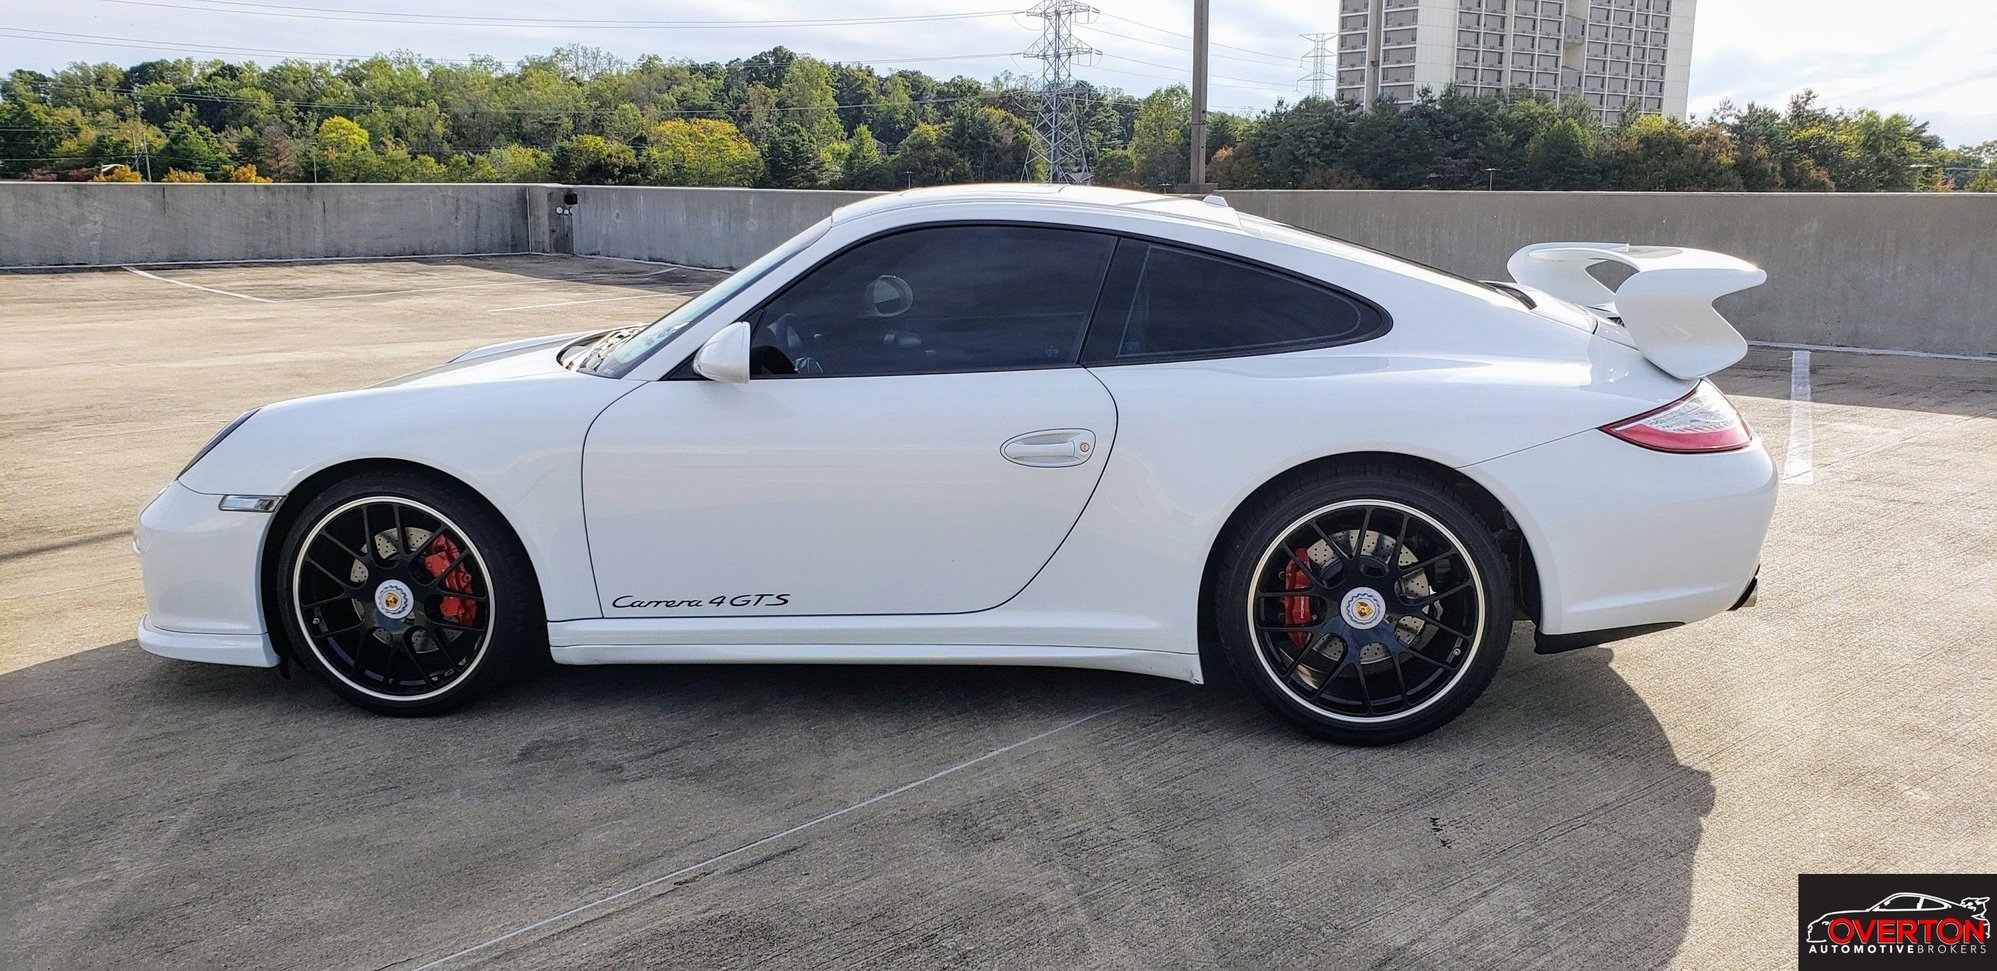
[1,258,1992,969]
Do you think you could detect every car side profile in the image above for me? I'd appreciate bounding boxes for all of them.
[136,184,1777,743]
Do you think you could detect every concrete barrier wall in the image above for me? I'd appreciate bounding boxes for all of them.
[1222,190,1996,358]
[567,186,874,269]
[3,182,1990,355]
[572,188,1994,357]
[0,182,542,266]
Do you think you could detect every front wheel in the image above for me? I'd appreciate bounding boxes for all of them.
[1213,466,1513,744]
[275,471,541,715]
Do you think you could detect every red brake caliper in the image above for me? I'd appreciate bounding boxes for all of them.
[424,535,478,628]
[1281,551,1315,648]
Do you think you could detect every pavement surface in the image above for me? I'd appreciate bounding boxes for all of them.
[1,257,1992,970]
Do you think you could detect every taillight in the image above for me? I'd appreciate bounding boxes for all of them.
[1602,382,1751,453]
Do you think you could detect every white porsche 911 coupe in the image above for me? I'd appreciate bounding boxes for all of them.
[136,184,1775,743]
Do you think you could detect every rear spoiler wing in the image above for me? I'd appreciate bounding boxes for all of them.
[1506,243,1766,379]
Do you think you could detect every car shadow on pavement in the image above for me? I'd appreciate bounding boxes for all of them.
[0,633,1709,970]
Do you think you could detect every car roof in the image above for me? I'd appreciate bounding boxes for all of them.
[826,183,1506,304]
[831,183,1245,230]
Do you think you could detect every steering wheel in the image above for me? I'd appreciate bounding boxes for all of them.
[757,313,822,375]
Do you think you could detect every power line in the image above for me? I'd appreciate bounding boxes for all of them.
[1097,53,1291,88]
[1083,62,1297,95]
[1094,11,1295,64]
[87,0,1020,30]
[0,27,483,64]
[1078,25,1297,69]
[1,28,1022,71]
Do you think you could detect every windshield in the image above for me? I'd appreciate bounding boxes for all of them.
[583,218,832,378]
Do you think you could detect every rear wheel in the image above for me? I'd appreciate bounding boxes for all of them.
[276,471,540,715]
[1213,465,1512,744]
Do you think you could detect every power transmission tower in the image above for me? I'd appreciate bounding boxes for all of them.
[1023,0,1099,184]
[1300,32,1334,99]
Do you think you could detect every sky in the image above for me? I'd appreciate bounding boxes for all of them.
[3,0,1993,146]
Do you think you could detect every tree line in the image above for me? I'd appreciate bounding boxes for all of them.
[3,44,1991,191]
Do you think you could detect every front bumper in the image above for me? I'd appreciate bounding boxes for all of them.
[135,482,280,668]
[138,616,278,667]
[1467,430,1778,637]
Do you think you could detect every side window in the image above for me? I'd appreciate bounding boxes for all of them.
[749,225,1116,377]
[1092,242,1386,362]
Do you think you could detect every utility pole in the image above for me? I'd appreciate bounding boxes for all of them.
[1187,0,1210,192]
[1300,33,1334,99]
[1024,0,1099,184]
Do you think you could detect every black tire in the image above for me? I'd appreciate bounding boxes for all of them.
[273,470,542,716]
[1212,463,1512,745]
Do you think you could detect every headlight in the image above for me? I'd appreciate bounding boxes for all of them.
[178,409,259,479]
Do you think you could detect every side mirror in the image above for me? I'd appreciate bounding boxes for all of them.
[692,321,752,384]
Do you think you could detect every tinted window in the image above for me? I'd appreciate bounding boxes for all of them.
[750,225,1115,377]
[1100,243,1383,360]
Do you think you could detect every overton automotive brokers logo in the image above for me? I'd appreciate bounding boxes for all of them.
[1801,874,1992,968]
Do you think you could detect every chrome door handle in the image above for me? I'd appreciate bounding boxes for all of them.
[1002,429,1096,468]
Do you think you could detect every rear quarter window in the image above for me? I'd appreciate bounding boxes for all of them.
[1086,241,1388,363]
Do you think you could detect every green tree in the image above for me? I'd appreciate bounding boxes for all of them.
[888,122,970,187]
[1610,115,1742,191]
[161,120,231,180]
[485,145,552,182]
[1128,85,1190,188]
[943,105,1036,181]
[776,56,843,144]
[760,123,827,188]
[317,116,371,156]
[1342,97,1437,188]
[838,124,891,189]
[550,134,639,185]
[1522,117,1601,189]
[640,118,762,186]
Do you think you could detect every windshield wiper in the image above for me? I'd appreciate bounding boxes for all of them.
[573,326,645,374]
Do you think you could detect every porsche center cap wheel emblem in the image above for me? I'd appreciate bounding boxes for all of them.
[1341,587,1387,630]
[375,579,415,620]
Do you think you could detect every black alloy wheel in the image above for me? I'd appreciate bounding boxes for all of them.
[1214,465,1512,744]
[277,471,538,714]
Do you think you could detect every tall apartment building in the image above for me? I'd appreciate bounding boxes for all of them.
[1333,0,1696,123]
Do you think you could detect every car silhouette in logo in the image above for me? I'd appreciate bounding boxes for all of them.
[1805,892,1990,944]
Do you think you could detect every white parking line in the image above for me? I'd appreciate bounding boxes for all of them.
[287,279,549,302]
[1750,340,1997,364]
[121,266,274,303]
[1783,350,1814,485]
[411,701,1134,969]
[576,253,718,272]
[485,292,671,313]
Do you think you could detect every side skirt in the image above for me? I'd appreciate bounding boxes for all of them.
[547,637,1205,684]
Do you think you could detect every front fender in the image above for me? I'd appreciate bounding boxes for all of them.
[177,359,638,622]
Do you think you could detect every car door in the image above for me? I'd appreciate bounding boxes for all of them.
[582,223,1120,618]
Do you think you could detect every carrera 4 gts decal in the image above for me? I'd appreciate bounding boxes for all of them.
[611,593,792,610]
